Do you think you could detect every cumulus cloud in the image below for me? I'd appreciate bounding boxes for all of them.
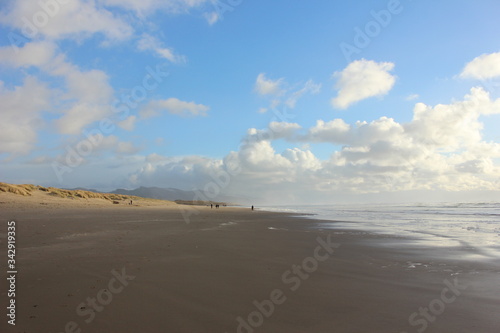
[285,79,322,108]
[126,87,500,203]
[0,0,133,42]
[137,34,186,63]
[244,122,302,144]
[118,116,137,131]
[406,94,419,101]
[460,51,500,80]
[0,76,52,156]
[0,42,116,137]
[54,103,112,135]
[255,75,321,115]
[79,135,141,155]
[47,54,115,135]
[406,87,500,149]
[146,153,169,163]
[0,41,57,68]
[52,60,114,105]
[255,73,285,96]
[331,59,396,109]
[140,98,209,118]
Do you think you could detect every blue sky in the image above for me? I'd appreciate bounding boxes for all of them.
[1,0,500,203]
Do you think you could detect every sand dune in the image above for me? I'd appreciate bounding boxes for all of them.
[0,182,176,210]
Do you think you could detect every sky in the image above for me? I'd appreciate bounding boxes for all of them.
[1,0,500,204]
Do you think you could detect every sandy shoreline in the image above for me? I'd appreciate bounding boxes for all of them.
[1,193,499,332]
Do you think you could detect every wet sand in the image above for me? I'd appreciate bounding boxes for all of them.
[1,193,499,332]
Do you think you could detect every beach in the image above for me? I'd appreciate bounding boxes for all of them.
[1,192,499,333]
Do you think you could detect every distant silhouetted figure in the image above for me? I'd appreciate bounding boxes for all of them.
[211,203,213,209]
[251,205,254,211]
[130,200,133,205]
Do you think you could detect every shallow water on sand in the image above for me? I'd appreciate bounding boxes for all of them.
[262,202,500,259]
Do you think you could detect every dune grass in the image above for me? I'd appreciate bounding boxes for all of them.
[0,182,142,202]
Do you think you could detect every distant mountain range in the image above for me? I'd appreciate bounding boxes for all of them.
[62,186,244,203]
[112,186,242,203]
[112,186,200,201]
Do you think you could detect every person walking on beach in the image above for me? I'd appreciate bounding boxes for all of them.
[251,205,254,211]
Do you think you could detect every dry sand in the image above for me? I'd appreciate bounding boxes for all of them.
[0,190,499,332]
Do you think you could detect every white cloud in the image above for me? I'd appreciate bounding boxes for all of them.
[268,122,302,138]
[282,148,321,171]
[140,98,209,117]
[0,77,52,156]
[204,11,220,25]
[0,41,57,68]
[285,80,321,108]
[54,62,114,105]
[255,76,321,116]
[244,122,302,144]
[0,41,116,137]
[54,103,112,135]
[126,87,500,203]
[146,153,169,163]
[116,141,141,154]
[460,51,500,80]
[0,41,119,150]
[406,94,419,101]
[406,87,500,149]
[331,59,396,109]
[254,73,285,96]
[90,135,141,155]
[137,34,186,63]
[306,119,352,144]
[0,0,133,42]
[47,54,115,135]
[118,116,137,131]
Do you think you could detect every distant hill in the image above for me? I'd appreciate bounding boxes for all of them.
[112,187,198,201]
[63,187,100,193]
[111,186,240,203]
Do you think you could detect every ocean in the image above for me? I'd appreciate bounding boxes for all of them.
[261,202,500,259]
